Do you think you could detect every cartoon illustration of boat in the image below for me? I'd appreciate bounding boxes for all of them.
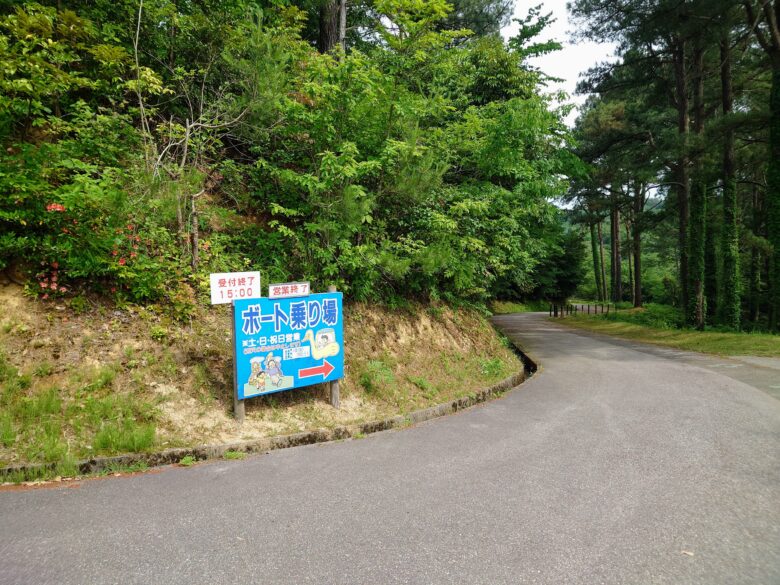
[302,328,340,360]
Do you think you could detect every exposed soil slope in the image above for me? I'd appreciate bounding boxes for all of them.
[0,284,520,468]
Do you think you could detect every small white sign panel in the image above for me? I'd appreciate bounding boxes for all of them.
[210,271,261,305]
[268,282,311,299]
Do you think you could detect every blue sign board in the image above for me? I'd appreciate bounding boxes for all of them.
[232,293,344,400]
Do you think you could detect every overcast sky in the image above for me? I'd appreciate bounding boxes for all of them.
[502,0,617,125]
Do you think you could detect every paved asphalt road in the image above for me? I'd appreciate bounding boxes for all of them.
[1,312,779,585]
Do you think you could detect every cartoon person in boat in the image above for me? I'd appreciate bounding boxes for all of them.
[302,328,340,360]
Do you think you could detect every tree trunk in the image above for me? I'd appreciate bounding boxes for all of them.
[768,61,780,330]
[625,222,633,305]
[633,184,643,307]
[590,222,603,301]
[687,41,706,329]
[610,191,622,303]
[750,246,762,324]
[705,209,718,320]
[191,195,199,270]
[674,36,691,313]
[720,37,740,329]
[338,0,347,52]
[318,0,340,53]
[749,185,762,323]
[176,195,186,253]
[598,221,607,303]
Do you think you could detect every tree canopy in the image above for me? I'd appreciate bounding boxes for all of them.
[0,0,584,311]
[568,0,778,331]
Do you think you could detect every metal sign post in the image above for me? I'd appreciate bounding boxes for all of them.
[327,285,340,409]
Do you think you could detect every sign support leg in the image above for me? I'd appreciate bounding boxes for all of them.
[327,285,340,410]
[234,391,245,423]
[231,302,245,423]
[329,379,340,410]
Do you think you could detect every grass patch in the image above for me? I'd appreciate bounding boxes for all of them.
[359,359,396,396]
[480,357,506,378]
[17,387,62,421]
[99,461,150,475]
[407,375,433,393]
[92,422,156,454]
[224,450,246,460]
[33,361,54,377]
[0,456,79,484]
[80,366,116,393]
[0,414,15,447]
[0,348,159,475]
[490,299,549,314]
[564,305,779,357]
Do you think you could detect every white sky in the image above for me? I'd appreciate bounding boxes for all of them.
[502,0,617,126]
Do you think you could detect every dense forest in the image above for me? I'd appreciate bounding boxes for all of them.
[568,0,779,333]
[0,0,585,313]
[1,0,778,334]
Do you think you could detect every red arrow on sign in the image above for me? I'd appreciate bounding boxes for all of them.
[298,359,335,380]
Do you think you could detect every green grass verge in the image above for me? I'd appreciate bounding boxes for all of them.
[0,351,159,474]
[354,350,516,413]
[490,300,550,314]
[563,305,779,357]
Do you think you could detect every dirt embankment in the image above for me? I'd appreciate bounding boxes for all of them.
[0,284,520,468]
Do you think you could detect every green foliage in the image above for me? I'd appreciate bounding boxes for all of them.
[569,0,778,333]
[440,0,514,37]
[359,359,396,395]
[523,228,587,301]
[178,455,197,467]
[480,357,504,377]
[0,1,582,309]
[0,412,15,447]
[601,303,684,329]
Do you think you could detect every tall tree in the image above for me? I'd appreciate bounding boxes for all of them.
[743,0,780,331]
[610,187,622,302]
[590,221,605,300]
[687,38,707,329]
[631,180,646,307]
[720,34,740,328]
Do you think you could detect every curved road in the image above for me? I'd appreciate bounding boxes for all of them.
[1,312,779,584]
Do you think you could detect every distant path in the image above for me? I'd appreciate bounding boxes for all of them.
[1,312,779,585]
